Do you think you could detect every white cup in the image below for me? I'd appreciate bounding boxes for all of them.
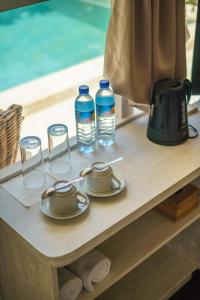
[85,162,121,193]
[49,181,81,215]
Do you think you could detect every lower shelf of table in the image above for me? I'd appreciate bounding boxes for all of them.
[97,246,196,300]
[58,203,200,300]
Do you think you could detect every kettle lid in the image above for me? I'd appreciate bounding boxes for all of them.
[153,79,186,95]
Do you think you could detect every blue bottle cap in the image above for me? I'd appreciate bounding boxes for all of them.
[100,79,109,89]
[79,85,89,95]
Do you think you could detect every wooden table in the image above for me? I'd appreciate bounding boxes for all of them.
[1,113,200,300]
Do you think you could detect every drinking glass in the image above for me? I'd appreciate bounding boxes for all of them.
[20,136,46,189]
[47,124,71,176]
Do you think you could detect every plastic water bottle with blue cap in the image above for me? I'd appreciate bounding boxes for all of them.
[96,79,115,146]
[75,85,96,153]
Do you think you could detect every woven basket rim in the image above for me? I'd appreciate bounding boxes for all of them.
[0,104,23,169]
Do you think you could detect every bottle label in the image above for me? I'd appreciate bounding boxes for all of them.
[96,104,115,117]
[76,110,95,123]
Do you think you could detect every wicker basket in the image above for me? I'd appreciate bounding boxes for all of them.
[0,104,23,169]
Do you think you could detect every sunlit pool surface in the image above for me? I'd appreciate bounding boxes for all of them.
[0,0,110,91]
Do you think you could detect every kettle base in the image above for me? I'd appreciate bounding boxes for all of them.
[147,126,188,146]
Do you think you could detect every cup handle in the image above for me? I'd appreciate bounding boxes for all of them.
[77,191,87,203]
[112,173,121,190]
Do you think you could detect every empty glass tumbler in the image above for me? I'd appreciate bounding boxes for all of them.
[20,136,46,189]
[47,124,71,176]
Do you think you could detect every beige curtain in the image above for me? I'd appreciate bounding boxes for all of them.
[104,0,186,105]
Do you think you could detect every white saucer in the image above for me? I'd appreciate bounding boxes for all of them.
[40,192,89,220]
[79,170,125,198]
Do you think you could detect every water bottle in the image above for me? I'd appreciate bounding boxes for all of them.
[96,79,115,146]
[75,85,96,153]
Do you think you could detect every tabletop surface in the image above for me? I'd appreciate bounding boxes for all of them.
[1,113,200,266]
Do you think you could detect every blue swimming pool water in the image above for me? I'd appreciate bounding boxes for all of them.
[0,0,110,91]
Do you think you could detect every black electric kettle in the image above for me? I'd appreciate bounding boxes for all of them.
[147,78,192,146]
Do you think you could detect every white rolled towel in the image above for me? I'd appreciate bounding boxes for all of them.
[58,268,82,300]
[68,249,111,291]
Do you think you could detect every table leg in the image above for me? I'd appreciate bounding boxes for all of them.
[0,221,59,300]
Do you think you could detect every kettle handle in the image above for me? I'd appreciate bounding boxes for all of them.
[184,79,192,104]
